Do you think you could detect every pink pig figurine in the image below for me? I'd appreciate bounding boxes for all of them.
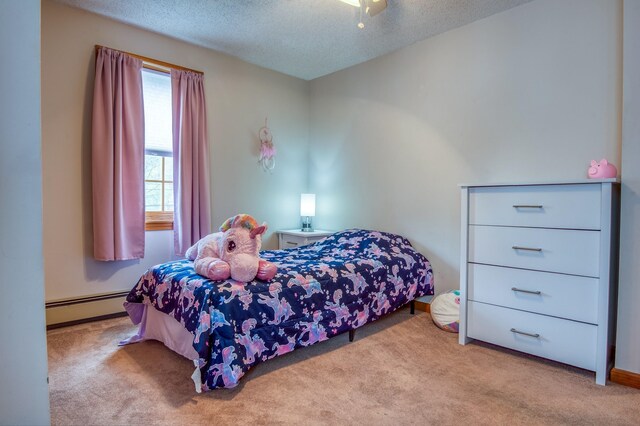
[588,159,617,179]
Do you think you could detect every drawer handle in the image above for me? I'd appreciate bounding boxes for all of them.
[510,328,540,338]
[511,287,542,295]
[512,245,542,252]
[286,242,299,246]
[513,204,543,209]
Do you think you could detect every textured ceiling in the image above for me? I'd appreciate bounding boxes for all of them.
[54,0,533,80]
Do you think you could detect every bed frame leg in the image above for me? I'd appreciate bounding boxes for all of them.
[410,300,415,315]
[349,329,355,342]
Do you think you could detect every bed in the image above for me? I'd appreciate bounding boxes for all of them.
[122,229,434,392]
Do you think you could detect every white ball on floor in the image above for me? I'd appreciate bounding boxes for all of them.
[431,290,460,333]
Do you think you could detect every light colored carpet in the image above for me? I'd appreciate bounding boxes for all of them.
[47,309,640,425]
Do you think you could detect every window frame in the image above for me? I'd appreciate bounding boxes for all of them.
[142,65,174,231]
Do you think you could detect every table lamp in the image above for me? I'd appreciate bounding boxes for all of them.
[300,193,315,232]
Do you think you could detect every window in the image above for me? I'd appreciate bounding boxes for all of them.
[142,68,173,231]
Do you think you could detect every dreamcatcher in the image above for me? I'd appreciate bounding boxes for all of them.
[258,118,276,172]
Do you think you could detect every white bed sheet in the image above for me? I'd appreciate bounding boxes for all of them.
[119,302,202,392]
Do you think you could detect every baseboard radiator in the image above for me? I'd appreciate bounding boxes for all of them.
[45,291,129,329]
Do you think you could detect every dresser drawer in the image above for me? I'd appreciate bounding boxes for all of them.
[280,237,305,249]
[468,225,600,277]
[467,301,597,371]
[468,264,598,323]
[469,184,601,229]
[279,234,316,249]
[277,231,333,250]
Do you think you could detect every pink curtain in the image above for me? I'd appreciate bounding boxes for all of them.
[171,69,211,256]
[92,47,145,261]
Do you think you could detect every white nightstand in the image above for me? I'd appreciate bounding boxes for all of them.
[277,229,333,249]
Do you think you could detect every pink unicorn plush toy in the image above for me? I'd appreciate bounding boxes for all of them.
[186,214,277,283]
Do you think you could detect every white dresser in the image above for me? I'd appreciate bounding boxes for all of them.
[277,229,334,250]
[459,180,620,385]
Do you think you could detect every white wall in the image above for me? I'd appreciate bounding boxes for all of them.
[309,0,622,293]
[0,1,51,424]
[41,0,310,301]
[615,0,640,375]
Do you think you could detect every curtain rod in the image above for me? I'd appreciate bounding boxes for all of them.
[94,45,204,75]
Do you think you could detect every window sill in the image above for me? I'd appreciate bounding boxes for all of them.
[145,221,173,231]
[146,211,173,231]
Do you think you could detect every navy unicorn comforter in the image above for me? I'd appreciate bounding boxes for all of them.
[126,229,434,391]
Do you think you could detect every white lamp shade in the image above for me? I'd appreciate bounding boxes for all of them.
[300,193,316,217]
